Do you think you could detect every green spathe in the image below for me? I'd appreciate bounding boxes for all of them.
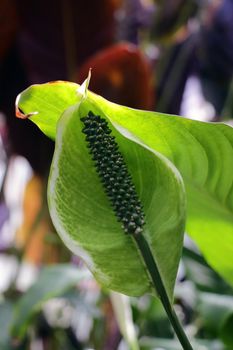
[15,80,233,286]
[48,98,185,299]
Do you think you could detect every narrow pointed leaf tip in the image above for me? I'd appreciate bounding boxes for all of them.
[77,69,91,99]
[48,101,186,299]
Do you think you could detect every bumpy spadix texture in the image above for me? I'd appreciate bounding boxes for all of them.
[81,111,145,235]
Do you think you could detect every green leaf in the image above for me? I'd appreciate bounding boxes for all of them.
[198,292,233,347]
[47,99,185,300]
[15,81,233,286]
[11,264,90,339]
[182,250,232,294]
[139,337,226,350]
[0,301,14,349]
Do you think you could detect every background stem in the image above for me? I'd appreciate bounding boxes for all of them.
[134,234,193,350]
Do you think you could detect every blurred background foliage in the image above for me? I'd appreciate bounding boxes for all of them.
[0,0,233,349]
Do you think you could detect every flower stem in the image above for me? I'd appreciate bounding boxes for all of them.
[134,233,193,350]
